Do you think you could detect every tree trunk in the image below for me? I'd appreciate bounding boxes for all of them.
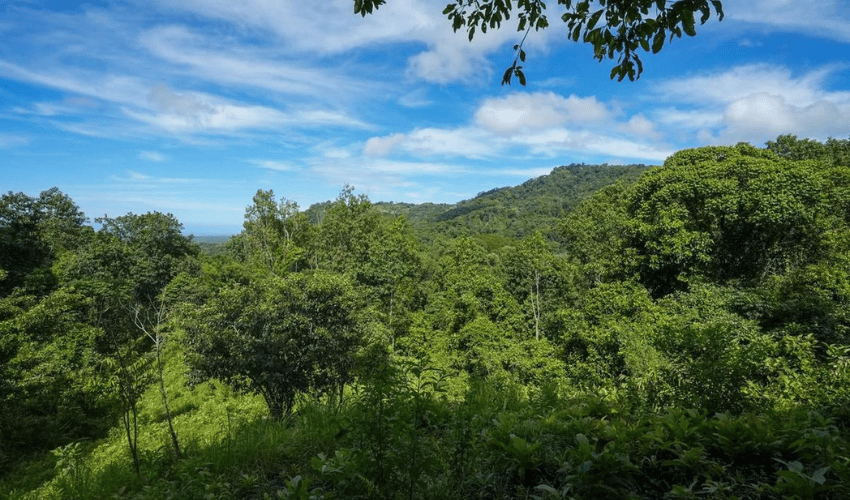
[154,343,181,458]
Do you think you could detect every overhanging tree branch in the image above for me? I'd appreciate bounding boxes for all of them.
[355,0,724,83]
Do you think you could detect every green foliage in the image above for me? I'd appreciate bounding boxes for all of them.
[0,188,88,297]
[6,137,850,499]
[766,133,850,167]
[361,0,724,83]
[402,164,652,242]
[95,211,199,303]
[629,143,846,297]
[559,181,637,287]
[185,271,367,419]
[240,189,307,275]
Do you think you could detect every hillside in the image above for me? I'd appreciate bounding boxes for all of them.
[302,163,653,245]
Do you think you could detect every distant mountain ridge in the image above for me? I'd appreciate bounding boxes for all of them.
[369,163,654,240]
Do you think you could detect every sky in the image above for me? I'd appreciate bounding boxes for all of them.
[1,0,849,235]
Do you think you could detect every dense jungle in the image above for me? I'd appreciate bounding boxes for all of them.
[1,134,849,499]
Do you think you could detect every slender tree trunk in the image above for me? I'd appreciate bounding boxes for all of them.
[134,302,181,457]
[154,343,180,458]
[121,402,141,476]
[531,270,541,341]
[389,292,395,351]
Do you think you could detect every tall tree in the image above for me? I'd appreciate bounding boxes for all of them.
[311,185,382,273]
[501,232,569,341]
[240,189,306,275]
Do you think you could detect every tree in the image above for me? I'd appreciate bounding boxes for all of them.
[627,143,839,297]
[766,134,850,167]
[96,212,199,304]
[0,188,88,297]
[311,185,382,273]
[130,300,181,458]
[501,231,569,341]
[355,0,723,82]
[240,189,306,275]
[185,271,366,419]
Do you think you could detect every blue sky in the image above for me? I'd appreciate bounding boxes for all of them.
[1,0,849,235]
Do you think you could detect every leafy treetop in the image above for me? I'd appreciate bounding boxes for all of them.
[355,0,723,83]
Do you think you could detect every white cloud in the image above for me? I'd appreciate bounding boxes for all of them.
[309,156,464,200]
[475,92,611,134]
[364,127,498,159]
[406,45,491,84]
[659,64,849,107]
[0,60,149,109]
[724,93,846,138]
[127,171,150,181]
[655,107,724,129]
[619,114,661,139]
[513,128,674,162]
[363,90,672,164]
[656,64,850,143]
[138,85,370,135]
[147,84,215,123]
[138,25,376,101]
[397,89,432,108]
[364,133,408,157]
[737,38,763,48]
[139,0,529,85]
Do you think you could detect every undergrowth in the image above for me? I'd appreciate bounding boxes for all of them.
[2,351,848,500]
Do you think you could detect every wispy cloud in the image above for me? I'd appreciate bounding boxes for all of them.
[250,159,298,171]
[0,133,29,148]
[111,170,203,185]
[724,0,850,43]
[138,24,379,101]
[139,150,168,162]
[0,5,376,142]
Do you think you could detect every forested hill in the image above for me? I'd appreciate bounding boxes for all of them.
[306,163,653,243]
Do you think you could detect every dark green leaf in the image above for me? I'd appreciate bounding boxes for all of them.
[587,10,603,31]
[699,4,710,24]
[652,29,665,53]
[711,0,724,21]
[682,12,696,36]
[502,66,514,85]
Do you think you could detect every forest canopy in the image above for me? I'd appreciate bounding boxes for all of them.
[1,134,849,499]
